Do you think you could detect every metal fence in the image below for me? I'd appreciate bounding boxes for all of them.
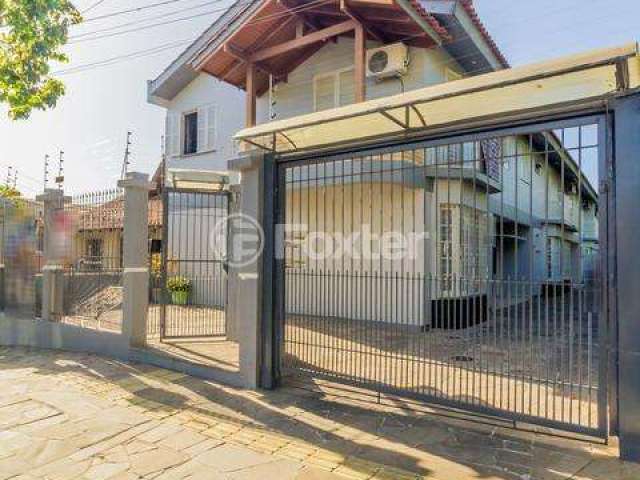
[150,188,229,340]
[278,116,608,438]
[56,189,125,332]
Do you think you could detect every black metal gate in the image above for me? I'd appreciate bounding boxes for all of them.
[277,115,610,438]
[158,188,229,339]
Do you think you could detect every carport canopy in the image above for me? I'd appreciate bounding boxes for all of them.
[234,43,640,154]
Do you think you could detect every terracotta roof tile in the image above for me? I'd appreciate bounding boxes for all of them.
[409,0,453,42]
[460,0,509,68]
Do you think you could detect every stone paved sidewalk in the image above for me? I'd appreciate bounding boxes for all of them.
[0,347,637,480]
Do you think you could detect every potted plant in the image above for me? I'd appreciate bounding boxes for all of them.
[167,276,191,305]
[149,253,162,304]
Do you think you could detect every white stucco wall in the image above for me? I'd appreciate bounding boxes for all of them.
[257,37,463,124]
[164,74,245,182]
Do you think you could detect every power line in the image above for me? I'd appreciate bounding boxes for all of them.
[70,6,231,43]
[81,0,219,23]
[81,0,109,14]
[71,0,230,39]
[53,38,195,76]
[70,0,329,44]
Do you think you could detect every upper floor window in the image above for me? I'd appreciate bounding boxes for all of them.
[184,112,198,155]
[166,104,217,157]
[313,68,355,112]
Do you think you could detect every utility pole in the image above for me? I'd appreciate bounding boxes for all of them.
[121,131,132,179]
[56,150,64,191]
[5,166,12,187]
[43,154,50,190]
[13,170,18,189]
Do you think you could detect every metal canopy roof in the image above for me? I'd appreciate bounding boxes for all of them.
[235,43,639,154]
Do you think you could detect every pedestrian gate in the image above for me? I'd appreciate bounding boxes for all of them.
[276,116,610,438]
[157,188,229,339]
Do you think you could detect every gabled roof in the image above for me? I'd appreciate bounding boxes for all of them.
[148,0,260,105]
[421,0,508,72]
[148,0,508,104]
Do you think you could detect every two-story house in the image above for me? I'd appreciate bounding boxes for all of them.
[147,0,598,326]
[147,3,248,186]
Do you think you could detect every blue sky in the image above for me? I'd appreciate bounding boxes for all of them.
[0,0,638,196]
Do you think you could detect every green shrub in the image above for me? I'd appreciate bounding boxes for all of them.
[167,276,191,293]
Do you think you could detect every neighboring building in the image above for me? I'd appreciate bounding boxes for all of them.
[68,192,163,271]
[147,6,248,185]
[148,0,599,324]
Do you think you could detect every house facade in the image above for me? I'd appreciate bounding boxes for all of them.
[148,0,598,323]
[147,5,248,185]
[136,0,640,450]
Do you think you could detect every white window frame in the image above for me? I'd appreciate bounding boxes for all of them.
[313,67,355,112]
[182,108,198,156]
[166,104,218,159]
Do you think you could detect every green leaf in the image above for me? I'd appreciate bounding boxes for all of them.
[0,0,81,119]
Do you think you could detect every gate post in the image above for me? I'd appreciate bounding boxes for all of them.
[118,172,152,348]
[228,151,276,389]
[225,184,241,343]
[36,189,67,321]
[614,93,640,462]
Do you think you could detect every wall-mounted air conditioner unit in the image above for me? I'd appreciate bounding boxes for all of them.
[366,43,409,79]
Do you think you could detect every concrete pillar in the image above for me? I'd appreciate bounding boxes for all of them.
[36,189,67,321]
[228,152,265,389]
[225,184,241,343]
[118,172,153,347]
[614,93,640,462]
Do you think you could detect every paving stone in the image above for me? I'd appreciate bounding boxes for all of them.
[193,444,275,472]
[0,347,626,480]
[137,424,185,444]
[227,458,303,479]
[158,428,207,451]
[128,446,190,477]
[294,467,346,480]
[82,461,130,480]
[572,457,640,480]
[183,438,225,456]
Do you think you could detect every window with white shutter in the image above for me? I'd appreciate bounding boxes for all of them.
[165,113,180,157]
[205,104,216,151]
[338,69,355,107]
[197,107,207,153]
[314,68,356,112]
[314,74,336,112]
[195,104,217,153]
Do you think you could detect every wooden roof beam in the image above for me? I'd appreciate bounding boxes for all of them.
[339,0,386,43]
[249,20,357,63]
[246,14,298,53]
[223,43,284,79]
[277,0,320,33]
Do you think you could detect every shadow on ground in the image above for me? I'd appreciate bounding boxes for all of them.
[0,346,621,480]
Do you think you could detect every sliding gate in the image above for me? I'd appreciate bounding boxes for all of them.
[278,116,610,438]
[159,188,229,339]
